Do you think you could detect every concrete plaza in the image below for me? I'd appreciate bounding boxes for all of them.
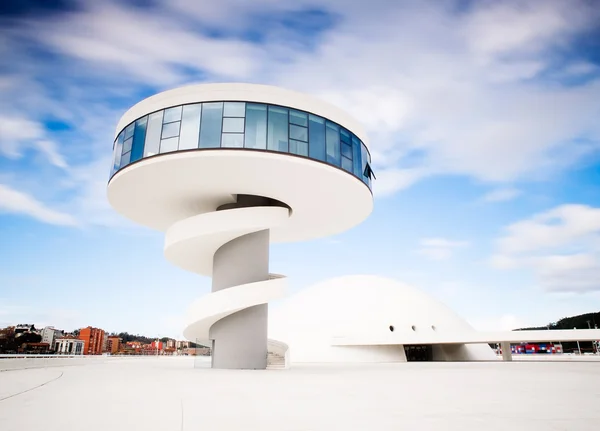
[1,356,599,430]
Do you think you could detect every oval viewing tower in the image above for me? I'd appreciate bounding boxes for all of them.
[107,83,375,369]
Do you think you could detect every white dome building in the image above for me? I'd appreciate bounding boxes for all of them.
[268,275,496,364]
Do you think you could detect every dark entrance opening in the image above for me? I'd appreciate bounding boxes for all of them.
[404,345,433,361]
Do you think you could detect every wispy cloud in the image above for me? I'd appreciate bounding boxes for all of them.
[417,238,470,261]
[491,204,600,293]
[481,187,522,203]
[0,184,78,226]
[0,0,599,225]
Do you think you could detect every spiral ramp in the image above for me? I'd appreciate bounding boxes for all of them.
[165,199,291,369]
[107,150,374,370]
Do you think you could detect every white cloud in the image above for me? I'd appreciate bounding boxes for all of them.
[0,0,598,228]
[418,237,469,260]
[372,167,429,197]
[491,204,600,292]
[0,184,78,227]
[0,116,68,169]
[481,187,522,203]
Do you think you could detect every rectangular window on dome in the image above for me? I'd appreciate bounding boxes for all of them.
[163,106,182,123]
[352,135,362,178]
[144,111,163,157]
[112,132,124,174]
[267,106,288,152]
[124,123,135,140]
[289,139,308,156]
[162,121,180,139]
[179,104,202,150]
[341,142,352,159]
[121,150,131,167]
[123,136,133,154]
[289,124,308,142]
[341,156,352,172]
[245,104,267,149]
[289,110,308,127]
[221,133,244,148]
[360,141,370,185]
[308,114,325,161]
[131,116,147,162]
[223,102,245,117]
[160,137,179,153]
[325,121,340,166]
[110,139,118,177]
[199,102,223,148]
[340,128,351,144]
[222,117,245,133]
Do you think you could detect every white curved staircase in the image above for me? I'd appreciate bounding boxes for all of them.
[164,198,291,369]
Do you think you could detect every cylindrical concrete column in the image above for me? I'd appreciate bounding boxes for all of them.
[209,229,270,369]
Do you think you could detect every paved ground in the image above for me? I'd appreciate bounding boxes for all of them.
[1,357,599,430]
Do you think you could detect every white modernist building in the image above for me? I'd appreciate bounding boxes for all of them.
[107,83,600,369]
[55,338,84,355]
[107,83,374,369]
[269,275,497,363]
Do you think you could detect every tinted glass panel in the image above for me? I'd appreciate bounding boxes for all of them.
[160,137,179,153]
[325,121,340,166]
[179,104,202,150]
[221,133,244,148]
[289,110,308,126]
[124,123,135,139]
[341,142,352,159]
[308,114,326,161]
[289,139,308,156]
[112,132,124,174]
[121,150,131,167]
[112,101,371,189]
[267,106,288,152]
[245,104,267,149]
[123,136,133,154]
[289,124,308,142]
[131,116,147,162]
[352,135,362,178]
[342,156,353,172]
[110,140,118,177]
[144,111,163,157]
[360,142,369,184]
[223,102,245,117]
[162,121,180,139]
[340,128,351,144]
[222,117,244,133]
[163,106,182,123]
[199,102,223,148]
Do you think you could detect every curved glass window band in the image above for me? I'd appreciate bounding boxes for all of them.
[111,101,374,189]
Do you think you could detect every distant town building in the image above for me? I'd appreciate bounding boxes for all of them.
[55,337,85,355]
[40,327,64,349]
[150,341,164,351]
[15,324,36,335]
[166,339,176,349]
[106,336,121,354]
[19,342,50,354]
[176,340,190,350]
[78,326,106,355]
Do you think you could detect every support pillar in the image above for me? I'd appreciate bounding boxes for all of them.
[501,341,512,362]
[209,229,270,369]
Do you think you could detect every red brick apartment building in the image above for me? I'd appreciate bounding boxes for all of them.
[106,336,121,354]
[78,327,105,355]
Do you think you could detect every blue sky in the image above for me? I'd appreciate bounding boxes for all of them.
[1,0,599,338]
